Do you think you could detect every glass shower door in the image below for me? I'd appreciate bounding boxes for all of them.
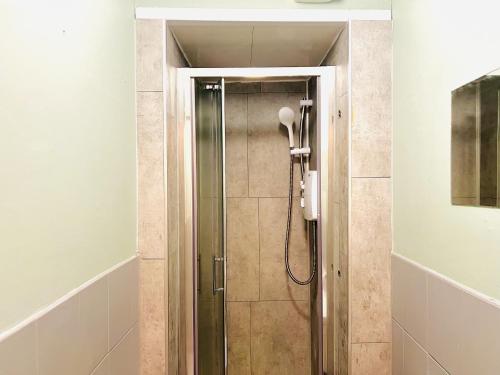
[195,79,225,375]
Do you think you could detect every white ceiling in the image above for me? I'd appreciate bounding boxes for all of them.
[169,21,345,68]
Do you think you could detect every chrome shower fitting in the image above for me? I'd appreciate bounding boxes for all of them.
[279,98,317,286]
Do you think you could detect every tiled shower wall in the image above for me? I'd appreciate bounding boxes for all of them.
[323,24,350,375]
[323,20,392,375]
[349,21,392,375]
[136,19,187,375]
[225,82,312,375]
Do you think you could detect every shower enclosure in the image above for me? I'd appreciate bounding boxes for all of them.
[175,67,335,375]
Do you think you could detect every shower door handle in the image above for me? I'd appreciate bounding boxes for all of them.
[212,256,224,295]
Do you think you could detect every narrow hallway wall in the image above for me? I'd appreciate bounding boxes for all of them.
[0,0,136,334]
[392,1,500,373]
[0,1,138,373]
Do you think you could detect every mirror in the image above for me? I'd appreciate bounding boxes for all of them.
[451,68,500,207]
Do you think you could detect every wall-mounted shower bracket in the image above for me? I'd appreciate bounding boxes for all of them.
[300,99,313,107]
[203,84,221,90]
[290,147,311,156]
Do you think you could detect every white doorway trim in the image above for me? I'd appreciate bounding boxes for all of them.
[135,7,391,22]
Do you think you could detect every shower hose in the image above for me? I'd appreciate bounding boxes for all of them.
[285,153,317,285]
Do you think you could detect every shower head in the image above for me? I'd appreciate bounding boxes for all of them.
[278,106,295,148]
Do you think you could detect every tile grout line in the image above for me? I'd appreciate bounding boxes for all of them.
[246,93,250,198]
[257,198,261,302]
[351,341,392,344]
[136,89,163,93]
[249,301,253,375]
[351,176,391,179]
[90,323,138,375]
[35,321,40,375]
[226,298,310,303]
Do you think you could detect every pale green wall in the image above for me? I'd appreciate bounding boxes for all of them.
[135,0,390,9]
[0,0,136,331]
[393,0,500,299]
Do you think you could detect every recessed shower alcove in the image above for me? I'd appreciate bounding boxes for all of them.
[179,67,334,375]
[135,13,392,375]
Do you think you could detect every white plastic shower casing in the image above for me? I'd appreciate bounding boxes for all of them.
[303,170,318,221]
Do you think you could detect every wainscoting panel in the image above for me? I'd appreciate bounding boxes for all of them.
[0,256,139,375]
[392,253,500,375]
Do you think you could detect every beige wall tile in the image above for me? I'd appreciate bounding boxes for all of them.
[427,357,448,375]
[165,25,187,116]
[225,93,248,198]
[92,359,109,375]
[404,333,427,375]
[109,259,139,348]
[392,320,404,375]
[261,81,306,93]
[165,110,180,375]
[226,198,259,301]
[392,254,427,347]
[139,260,165,375]
[337,201,349,375]
[1,261,140,375]
[351,343,391,375]
[332,95,349,374]
[79,277,108,374]
[325,28,350,375]
[108,325,140,375]
[226,82,261,94]
[251,301,310,375]
[258,197,309,301]
[334,93,349,204]
[351,178,391,343]
[137,91,165,259]
[227,302,251,375]
[323,26,349,97]
[395,256,500,375]
[459,292,500,374]
[38,295,82,375]
[427,273,463,374]
[428,272,500,375]
[164,27,186,375]
[247,92,302,198]
[351,21,392,178]
[136,20,163,92]
[0,323,37,375]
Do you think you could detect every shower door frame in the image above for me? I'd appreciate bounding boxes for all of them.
[177,66,335,375]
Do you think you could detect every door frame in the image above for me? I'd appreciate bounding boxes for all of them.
[177,66,335,375]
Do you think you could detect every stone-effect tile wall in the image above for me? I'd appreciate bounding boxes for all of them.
[350,20,392,375]
[225,82,312,375]
[136,19,166,375]
[323,24,350,375]
[323,20,392,375]
[136,20,187,375]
